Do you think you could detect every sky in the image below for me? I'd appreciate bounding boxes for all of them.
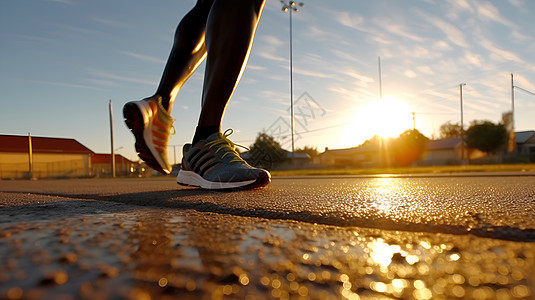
[1,0,534,163]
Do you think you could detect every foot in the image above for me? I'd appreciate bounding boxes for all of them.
[123,96,174,174]
[177,129,271,190]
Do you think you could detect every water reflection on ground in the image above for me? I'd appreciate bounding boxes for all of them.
[1,207,533,299]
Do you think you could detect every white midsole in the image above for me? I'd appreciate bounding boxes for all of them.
[177,170,256,189]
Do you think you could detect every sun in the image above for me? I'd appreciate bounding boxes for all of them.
[348,97,413,142]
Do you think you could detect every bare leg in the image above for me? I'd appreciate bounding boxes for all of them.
[155,0,214,112]
[197,0,266,130]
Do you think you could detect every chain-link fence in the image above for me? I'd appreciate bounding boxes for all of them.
[0,160,91,179]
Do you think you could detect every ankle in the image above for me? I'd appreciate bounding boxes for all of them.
[192,125,220,145]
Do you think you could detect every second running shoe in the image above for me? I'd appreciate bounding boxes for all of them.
[123,96,174,174]
[177,129,271,190]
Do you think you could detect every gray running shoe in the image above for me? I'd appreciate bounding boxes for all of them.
[177,129,271,190]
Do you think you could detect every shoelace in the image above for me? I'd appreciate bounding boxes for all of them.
[206,129,249,162]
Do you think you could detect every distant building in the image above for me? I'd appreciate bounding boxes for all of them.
[91,154,138,177]
[419,137,485,165]
[420,138,461,165]
[515,131,535,161]
[0,134,94,179]
[315,137,496,167]
[315,143,382,168]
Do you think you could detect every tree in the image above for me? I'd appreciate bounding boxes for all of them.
[391,129,429,166]
[248,133,286,169]
[295,146,319,158]
[466,121,507,154]
[438,121,463,139]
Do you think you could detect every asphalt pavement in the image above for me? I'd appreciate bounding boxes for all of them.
[1,175,534,299]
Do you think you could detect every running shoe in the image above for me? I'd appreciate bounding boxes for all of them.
[177,129,271,190]
[123,96,174,174]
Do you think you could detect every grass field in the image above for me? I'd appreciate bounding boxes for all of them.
[270,164,535,176]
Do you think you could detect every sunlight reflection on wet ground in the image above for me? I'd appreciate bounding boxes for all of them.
[1,207,533,300]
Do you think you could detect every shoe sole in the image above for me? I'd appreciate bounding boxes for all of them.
[176,170,271,190]
[123,101,170,174]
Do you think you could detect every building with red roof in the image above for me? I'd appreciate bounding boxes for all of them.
[0,134,94,179]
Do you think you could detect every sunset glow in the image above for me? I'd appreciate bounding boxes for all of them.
[343,97,414,147]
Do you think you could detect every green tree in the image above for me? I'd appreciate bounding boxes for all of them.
[438,121,463,139]
[466,121,507,153]
[248,133,286,169]
[391,129,429,166]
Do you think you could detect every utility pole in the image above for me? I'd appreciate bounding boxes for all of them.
[378,56,383,100]
[459,83,466,162]
[411,112,416,130]
[511,73,515,132]
[109,100,116,178]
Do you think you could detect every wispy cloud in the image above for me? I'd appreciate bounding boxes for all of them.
[475,1,516,28]
[293,66,333,79]
[376,18,425,42]
[335,11,366,32]
[444,0,474,14]
[417,65,434,75]
[463,51,483,67]
[257,51,286,63]
[416,9,469,48]
[339,68,374,86]
[246,64,266,71]
[262,35,284,47]
[92,17,131,28]
[31,80,102,90]
[119,51,166,64]
[47,0,74,4]
[88,70,156,86]
[479,38,523,63]
[506,0,525,9]
[404,70,418,78]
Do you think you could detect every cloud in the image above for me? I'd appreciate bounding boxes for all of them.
[506,0,525,8]
[476,2,516,28]
[463,51,483,67]
[293,66,333,79]
[404,70,418,78]
[433,40,453,52]
[31,80,102,90]
[479,38,523,63]
[304,26,340,42]
[246,64,266,71]
[335,11,365,31]
[417,66,434,75]
[416,10,469,48]
[340,69,375,84]
[47,0,74,4]
[262,35,284,47]
[88,70,156,86]
[92,17,130,29]
[257,51,286,63]
[515,74,535,91]
[120,51,166,64]
[377,18,425,42]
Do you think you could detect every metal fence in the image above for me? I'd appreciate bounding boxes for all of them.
[0,159,91,179]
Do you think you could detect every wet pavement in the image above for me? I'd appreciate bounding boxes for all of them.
[0,176,534,299]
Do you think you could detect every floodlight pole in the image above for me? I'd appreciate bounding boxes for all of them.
[282,1,303,155]
[109,100,116,178]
